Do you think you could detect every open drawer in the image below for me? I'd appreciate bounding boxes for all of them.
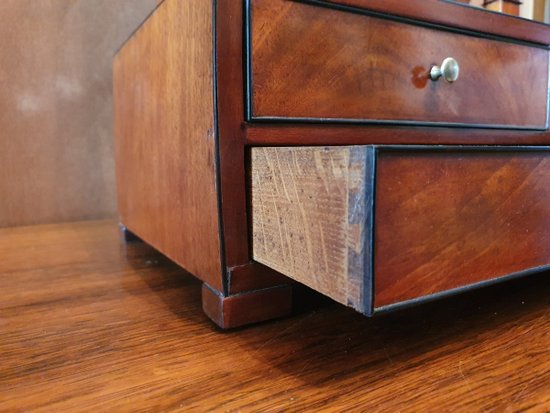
[250,146,550,314]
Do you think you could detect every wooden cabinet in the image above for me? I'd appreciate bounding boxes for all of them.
[114,0,550,328]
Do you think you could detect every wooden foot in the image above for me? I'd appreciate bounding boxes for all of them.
[202,283,293,329]
[119,224,142,243]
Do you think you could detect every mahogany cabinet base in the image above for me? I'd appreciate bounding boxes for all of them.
[202,283,293,329]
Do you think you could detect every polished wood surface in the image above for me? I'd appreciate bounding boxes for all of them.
[251,0,548,128]
[1,220,549,411]
[202,283,293,329]
[114,0,294,326]
[245,123,550,146]
[0,0,156,227]
[251,147,372,313]
[376,148,550,307]
[216,0,251,269]
[112,0,550,326]
[114,0,222,289]
[324,0,550,45]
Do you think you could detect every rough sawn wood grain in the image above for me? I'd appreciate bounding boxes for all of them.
[251,146,373,313]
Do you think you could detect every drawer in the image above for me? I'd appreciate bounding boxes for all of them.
[250,146,550,314]
[248,0,549,129]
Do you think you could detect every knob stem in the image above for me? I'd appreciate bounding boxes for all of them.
[430,57,460,83]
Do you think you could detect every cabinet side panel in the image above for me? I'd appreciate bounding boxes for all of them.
[114,0,222,287]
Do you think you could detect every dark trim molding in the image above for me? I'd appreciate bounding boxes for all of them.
[244,0,253,121]
[372,144,550,314]
[363,147,376,316]
[212,0,229,296]
[249,116,548,132]
[376,144,550,152]
[374,264,550,314]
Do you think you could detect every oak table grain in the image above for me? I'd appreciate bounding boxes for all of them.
[0,220,548,411]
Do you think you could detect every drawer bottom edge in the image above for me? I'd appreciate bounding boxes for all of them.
[373,264,550,315]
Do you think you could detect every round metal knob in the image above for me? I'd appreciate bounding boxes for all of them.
[430,57,460,83]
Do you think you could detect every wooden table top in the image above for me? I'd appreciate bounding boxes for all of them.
[1,220,548,411]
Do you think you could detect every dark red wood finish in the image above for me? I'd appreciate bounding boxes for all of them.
[115,0,550,326]
[250,0,548,128]
[216,0,250,270]
[114,0,223,290]
[202,283,292,329]
[323,0,550,45]
[245,124,550,146]
[215,0,294,298]
[375,149,550,308]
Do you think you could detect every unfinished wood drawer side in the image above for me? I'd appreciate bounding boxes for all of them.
[250,146,375,314]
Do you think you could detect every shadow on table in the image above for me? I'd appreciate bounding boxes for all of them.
[233,269,550,388]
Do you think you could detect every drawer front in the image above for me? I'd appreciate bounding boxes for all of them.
[375,149,550,308]
[251,146,550,315]
[249,0,549,129]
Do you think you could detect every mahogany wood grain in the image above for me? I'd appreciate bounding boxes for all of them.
[375,148,550,307]
[215,0,251,269]
[251,0,549,128]
[114,0,222,289]
[113,0,550,326]
[202,283,293,329]
[1,220,549,411]
[245,123,550,146]
[251,147,373,313]
[322,0,550,45]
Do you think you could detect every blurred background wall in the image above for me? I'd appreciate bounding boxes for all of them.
[0,0,157,227]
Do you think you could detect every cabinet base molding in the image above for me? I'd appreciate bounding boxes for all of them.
[201,283,293,329]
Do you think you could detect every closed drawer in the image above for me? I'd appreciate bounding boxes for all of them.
[250,146,550,314]
[248,0,549,129]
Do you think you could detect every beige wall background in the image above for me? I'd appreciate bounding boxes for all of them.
[0,0,157,227]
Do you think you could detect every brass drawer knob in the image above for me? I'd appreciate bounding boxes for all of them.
[430,57,460,83]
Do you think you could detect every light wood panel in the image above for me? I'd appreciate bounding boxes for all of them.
[251,146,373,313]
[0,0,157,227]
[0,220,549,411]
[114,0,222,288]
